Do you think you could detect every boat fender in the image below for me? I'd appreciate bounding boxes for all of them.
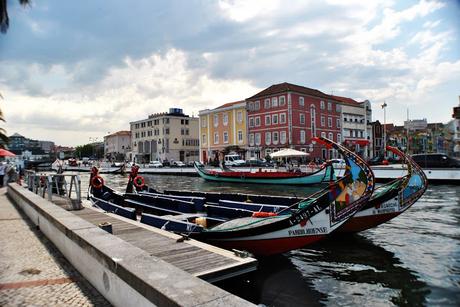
[133,176,145,189]
[252,212,278,218]
[91,175,104,190]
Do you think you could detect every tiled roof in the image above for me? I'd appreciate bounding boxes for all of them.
[247,82,333,100]
[106,130,131,137]
[213,100,245,110]
[331,95,361,106]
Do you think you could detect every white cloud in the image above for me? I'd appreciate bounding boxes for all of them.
[3,49,259,145]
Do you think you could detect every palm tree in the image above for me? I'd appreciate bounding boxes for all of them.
[1,0,29,34]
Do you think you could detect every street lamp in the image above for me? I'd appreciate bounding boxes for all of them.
[381,102,387,157]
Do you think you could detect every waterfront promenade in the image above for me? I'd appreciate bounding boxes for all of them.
[0,187,110,306]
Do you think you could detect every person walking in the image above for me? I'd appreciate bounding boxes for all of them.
[0,162,6,187]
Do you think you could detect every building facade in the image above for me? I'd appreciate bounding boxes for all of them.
[371,120,383,157]
[103,131,131,161]
[246,83,342,160]
[130,108,199,163]
[199,101,247,163]
[333,96,373,158]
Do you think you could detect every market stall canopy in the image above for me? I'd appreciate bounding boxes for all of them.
[0,148,16,157]
[270,148,309,158]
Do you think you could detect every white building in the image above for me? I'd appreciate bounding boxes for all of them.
[130,108,199,163]
[103,131,131,161]
[333,96,373,158]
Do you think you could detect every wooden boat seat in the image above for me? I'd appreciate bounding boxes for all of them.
[217,200,290,214]
[93,198,137,220]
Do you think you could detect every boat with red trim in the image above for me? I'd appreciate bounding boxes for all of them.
[337,145,428,233]
[90,137,374,256]
[194,161,335,185]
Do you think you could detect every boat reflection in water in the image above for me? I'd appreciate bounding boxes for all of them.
[289,235,430,306]
[217,235,429,306]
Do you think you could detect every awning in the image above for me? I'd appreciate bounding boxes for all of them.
[344,139,370,146]
[270,148,309,158]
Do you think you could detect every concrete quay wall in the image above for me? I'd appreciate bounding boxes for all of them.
[7,183,254,307]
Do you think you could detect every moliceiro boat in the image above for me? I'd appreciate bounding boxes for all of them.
[337,146,428,233]
[193,161,335,185]
[90,137,375,256]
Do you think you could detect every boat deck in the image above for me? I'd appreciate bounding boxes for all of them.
[71,205,257,283]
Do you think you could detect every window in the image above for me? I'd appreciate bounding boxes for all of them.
[300,114,305,125]
[327,101,332,111]
[223,113,228,126]
[299,97,304,106]
[280,113,286,124]
[328,132,333,141]
[238,130,243,143]
[310,105,316,137]
[201,118,207,128]
[336,104,341,112]
[328,117,332,128]
[337,118,341,128]
[255,101,260,110]
[249,133,255,146]
[255,116,261,127]
[214,132,219,144]
[255,133,261,145]
[279,96,286,106]
[272,114,278,124]
[321,116,325,127]
[321,132,326,138]
[265,115,271,126]
[320,100,325,110]
[213,114,218,127]
[165,128,170,135]
[237,111,243,123]
[337,133,341,143]
[300,130,306,144]
[273,131,279,144]
[272,97,278,107]
[249,117,254,128]
[265,132,271,145]
[248,102,254,111]
[202,134,206,145]
[264,99,271,109]
[280,131,287,144]
[223,131,229,143]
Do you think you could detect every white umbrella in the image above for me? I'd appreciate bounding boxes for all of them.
[270,148,309,158]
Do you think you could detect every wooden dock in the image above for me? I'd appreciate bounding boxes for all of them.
[72,205,257,283]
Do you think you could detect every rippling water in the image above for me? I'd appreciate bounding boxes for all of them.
[82,173,460,306]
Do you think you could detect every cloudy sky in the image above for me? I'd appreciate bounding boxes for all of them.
[1,0,459,146]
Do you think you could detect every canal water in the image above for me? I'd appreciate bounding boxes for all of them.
[82,173,460,306]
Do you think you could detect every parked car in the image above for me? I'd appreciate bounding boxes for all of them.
[246,158,270,167]
[171,161,186,167]
[148,161,163,168]
[411,153,460,168]
[224,154,246,166]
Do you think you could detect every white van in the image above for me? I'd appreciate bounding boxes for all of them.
[224,154,246,166]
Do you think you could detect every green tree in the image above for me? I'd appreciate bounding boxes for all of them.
[1,0,29,34]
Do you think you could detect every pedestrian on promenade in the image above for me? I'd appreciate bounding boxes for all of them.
[0,162,5,187]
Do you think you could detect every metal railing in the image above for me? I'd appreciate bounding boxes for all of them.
[25,170,82,210]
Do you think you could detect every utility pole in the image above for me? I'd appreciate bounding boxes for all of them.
[381,101,387,157]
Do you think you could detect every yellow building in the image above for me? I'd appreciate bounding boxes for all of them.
[199,101,247,163]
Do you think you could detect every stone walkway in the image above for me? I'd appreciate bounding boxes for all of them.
[0,188,111,307]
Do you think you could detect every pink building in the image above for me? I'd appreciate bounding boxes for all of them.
[246,82,342,160]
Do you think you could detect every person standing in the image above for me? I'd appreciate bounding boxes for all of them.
[0,162,5,187]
